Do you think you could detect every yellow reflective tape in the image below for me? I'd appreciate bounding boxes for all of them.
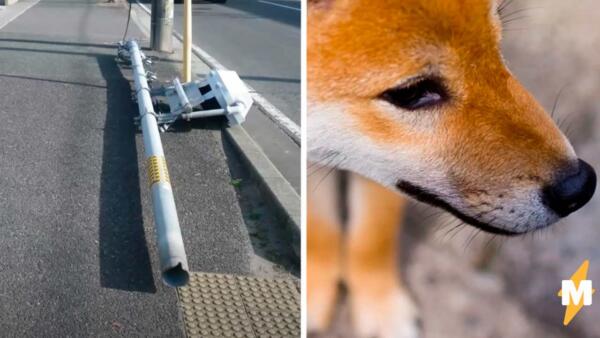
[147,155,170,186]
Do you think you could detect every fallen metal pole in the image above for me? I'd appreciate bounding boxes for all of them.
[126,40,189,287]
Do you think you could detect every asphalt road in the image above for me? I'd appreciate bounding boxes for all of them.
[171,0,301,191]
[0,0,259,335]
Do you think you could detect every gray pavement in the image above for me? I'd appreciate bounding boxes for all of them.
[0,0,280,335]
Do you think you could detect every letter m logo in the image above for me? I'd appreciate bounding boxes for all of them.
[562,280,593,306]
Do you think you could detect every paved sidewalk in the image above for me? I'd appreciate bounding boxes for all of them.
[0,0,288,336]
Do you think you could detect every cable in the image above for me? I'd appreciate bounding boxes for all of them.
[122,1,132,41]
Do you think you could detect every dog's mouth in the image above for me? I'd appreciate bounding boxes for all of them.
[395,180,523,236]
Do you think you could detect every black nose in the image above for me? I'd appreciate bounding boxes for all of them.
[543,159,596,217]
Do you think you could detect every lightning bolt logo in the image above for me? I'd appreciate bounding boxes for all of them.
[557,260,595,326]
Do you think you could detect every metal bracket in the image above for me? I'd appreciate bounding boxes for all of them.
[151,70,253,127]
[118,41,252,129]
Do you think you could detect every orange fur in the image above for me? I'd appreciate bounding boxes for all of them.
[308,0,585,337]
[307,169,343,331]
[345,174,417,338]
[308,0,569,188]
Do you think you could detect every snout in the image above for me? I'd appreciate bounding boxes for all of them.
[542,159,597,217]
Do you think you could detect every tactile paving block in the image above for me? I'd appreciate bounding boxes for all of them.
[177,272,300,338]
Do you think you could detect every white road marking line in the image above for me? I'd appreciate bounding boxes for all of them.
[134,0,301,145]
[0,0,40,31]
[258,0,300,12]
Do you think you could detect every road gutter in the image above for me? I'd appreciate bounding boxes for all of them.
[224,126,300,256]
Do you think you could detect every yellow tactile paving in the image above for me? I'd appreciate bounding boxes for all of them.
[177,272,300,338]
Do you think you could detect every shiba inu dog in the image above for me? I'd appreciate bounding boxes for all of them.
[307,0,597,337]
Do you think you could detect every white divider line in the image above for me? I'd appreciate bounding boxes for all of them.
[0,0,40,31]
[135,0,301,146]
[258,0,301,12]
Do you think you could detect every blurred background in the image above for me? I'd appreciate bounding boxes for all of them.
[320,1,600,337]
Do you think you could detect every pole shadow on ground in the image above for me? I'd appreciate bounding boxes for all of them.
[97,54,156,293]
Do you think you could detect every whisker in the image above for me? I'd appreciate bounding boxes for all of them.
[463,228,482,251]
[448,222,468,241]
[502,15,531,26]
[308,151,338,169]
[484,234,498,249]
[550,84,569,120]
[419,206,444,223]
[497,0,516,16]
[502,28,529,32]
[499,5,542,31]
[439,219,464,242]
[308,153,340,177]
[311,156,346,192]
[436,218,461,241]
[501,7,540,22]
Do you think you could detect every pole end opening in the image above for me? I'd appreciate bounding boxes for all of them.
[162,263,189,287]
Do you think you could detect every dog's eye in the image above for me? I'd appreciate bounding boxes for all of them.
[379,78,448,110]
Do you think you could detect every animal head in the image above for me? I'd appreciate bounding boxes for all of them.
[307,0,596,234]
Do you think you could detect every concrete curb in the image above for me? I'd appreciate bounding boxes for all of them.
[129,1,300,257]
[224,126,300,257]
[0,0,40,30]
